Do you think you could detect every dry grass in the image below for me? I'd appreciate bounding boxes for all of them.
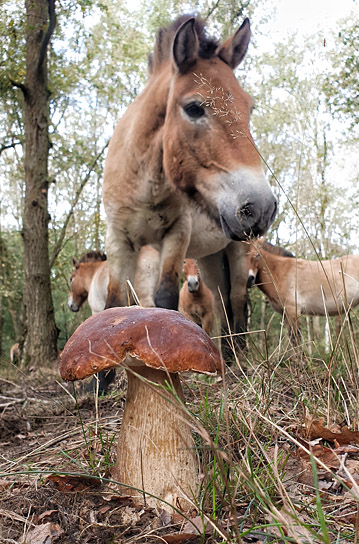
[1,309,359,542]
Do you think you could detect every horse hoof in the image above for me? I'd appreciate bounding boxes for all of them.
[155,290,179,310]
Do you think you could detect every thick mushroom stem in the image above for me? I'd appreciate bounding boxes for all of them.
[114,364,198,512]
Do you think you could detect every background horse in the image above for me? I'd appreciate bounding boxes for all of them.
[179,259,217,337]
[247,239,359,342]
[10,342,20,365]
[103,15,277,318]
[68,246,159,315]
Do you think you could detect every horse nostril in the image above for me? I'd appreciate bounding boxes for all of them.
[270,200,277,223]
[238,203,253,219]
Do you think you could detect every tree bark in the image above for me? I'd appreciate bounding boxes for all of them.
[22,0,58,365]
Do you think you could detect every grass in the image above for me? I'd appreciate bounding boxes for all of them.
[1,306,359,542]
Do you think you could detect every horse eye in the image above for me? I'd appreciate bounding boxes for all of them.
[184,102,205,119]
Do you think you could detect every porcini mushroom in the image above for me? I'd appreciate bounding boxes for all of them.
[60,306,221,512]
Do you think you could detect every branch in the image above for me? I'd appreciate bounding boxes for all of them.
[9,78,28,98]
[37,0,56,73]
[0,140,22,156]
[49,141,110,269]
[204,0,221,21]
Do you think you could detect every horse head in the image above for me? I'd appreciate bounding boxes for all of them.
[161,17,277,240]
[68,252,106,312]
[183,259,200,293]
[246,239,264,288]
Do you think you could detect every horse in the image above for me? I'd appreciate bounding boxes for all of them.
[179,259,217,336]
[247,239,359,342]
[68,247,160,315]
[103,15,277,320]
[10,342,20,364]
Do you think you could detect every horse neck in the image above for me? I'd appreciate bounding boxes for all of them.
[256,250,282,300]
[82,261,104,292]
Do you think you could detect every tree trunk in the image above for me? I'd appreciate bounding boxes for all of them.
[22,0,58,366]
[0,293,3,360]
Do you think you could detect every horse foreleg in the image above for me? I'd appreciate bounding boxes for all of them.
[197,251,234,360]
[202,312,214,337]
[155,219,191,310]
[285,312,302,348]
[105,227,138,308]
[224,242,250,351]
[197,251,230,325]
[134,245,160,307]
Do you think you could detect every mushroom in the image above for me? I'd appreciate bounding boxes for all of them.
[60,306,221,512]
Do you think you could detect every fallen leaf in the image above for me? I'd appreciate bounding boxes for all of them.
[37,510,58,523]
[46,474,101,492]
[182,515,213,536]
[18,522,63,544]
[120,505,142,526]
[158,508,172,526]
[334,444,359,455]
[98,505,111,515]
[305,416,359,445]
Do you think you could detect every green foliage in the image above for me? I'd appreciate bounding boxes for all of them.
[323,17,359,131]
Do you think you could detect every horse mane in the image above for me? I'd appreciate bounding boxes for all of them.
[79,251,107,263]
[148,15,220,74]
[262,241,294,258]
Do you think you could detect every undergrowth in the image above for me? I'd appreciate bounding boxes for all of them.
[1,308,359,542]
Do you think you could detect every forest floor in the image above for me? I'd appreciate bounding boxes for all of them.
[0,346,358,543]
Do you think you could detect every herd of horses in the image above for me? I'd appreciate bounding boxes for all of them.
[68,239,359,351]
[10,16,359,378]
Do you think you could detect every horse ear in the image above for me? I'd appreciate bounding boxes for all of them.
[72,257,80,268]
[216,18,251,70]
[172,18,199,74]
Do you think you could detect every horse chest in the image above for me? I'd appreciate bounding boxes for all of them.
[126,203,183,248]
[188,299,206,319]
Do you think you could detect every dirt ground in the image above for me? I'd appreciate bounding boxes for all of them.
[1,360,358,543]
[0,368,220,543]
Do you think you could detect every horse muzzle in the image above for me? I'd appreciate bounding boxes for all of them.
[214,168,277,240]
[220,198,277,240]
[219,182,277,241]
[246,271,256,289]
[67,297,80,312]
[187,277,199,292]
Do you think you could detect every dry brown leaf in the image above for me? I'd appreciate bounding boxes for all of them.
[32,509,58,524]
[120,505,143,526]
[305,416,359,445]
[18,522,64,544]
[297,441,340,472]
[334,444,359,455]
[182,515,213,536]
[46,474,101,492]
[98,505,112,515]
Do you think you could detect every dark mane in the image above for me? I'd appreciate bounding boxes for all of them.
[263,241,294,258]
[148,15,220,74]
[79,251,107,263]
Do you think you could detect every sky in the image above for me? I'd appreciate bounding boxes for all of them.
[265,0,357,34]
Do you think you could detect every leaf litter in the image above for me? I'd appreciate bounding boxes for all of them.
[1,362,359,542]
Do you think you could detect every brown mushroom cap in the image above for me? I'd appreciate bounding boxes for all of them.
[60,306,221,381]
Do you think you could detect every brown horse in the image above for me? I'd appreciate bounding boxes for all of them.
[247,239,359,341]
[103,15,277,316]
[179,259,217,336]
[68,247,160,315]
[10,342,20,364]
